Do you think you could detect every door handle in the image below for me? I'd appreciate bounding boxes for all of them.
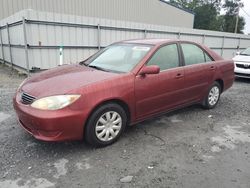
[175,73,184,79]
[210,66,216,70]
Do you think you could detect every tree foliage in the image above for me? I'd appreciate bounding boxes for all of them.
[222,0,245,33]
[168,0,245,33]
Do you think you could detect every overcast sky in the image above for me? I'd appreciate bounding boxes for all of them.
[239,0,250,34]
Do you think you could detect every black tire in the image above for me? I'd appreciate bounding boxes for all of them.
[202,82,221,109]
[85,103,127,147]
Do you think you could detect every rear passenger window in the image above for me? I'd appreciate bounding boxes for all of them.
[147,44,179,71]
[181,43,212,65]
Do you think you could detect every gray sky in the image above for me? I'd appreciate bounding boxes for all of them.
[240,0,250,34]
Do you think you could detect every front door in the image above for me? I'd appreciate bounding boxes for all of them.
[135,43,186,120]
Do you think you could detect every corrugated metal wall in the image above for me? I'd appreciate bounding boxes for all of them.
[0,0,194,28]
[0,9,250,73]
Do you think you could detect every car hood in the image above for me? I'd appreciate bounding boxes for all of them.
[21,64,119,97]
[233,55,250,63]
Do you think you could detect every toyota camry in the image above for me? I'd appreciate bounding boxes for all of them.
[13,39,235,147]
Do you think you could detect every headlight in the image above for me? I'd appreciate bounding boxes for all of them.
[31,95,81,110]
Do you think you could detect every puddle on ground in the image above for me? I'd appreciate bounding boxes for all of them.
[53,158,68,179]
[0,178,54,188]
[75,158,92,170]
[211,125,250,151]
[211,145,221,152]
[157,115,183,124]
[168,115,184,123]
[0,112,11,123]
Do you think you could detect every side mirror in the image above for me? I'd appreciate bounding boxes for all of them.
[236,51,240,55]
[139,65,160,75]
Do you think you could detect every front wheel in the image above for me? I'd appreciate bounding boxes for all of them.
[85,103,127,147]
[202,82,221,109]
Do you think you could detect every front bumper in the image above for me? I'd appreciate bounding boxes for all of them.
[234,63,250,78]
[13,93,87,141]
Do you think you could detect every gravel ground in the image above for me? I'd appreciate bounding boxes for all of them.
[0,63,250,188]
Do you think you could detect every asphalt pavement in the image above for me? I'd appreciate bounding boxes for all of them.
[0,64,250,188]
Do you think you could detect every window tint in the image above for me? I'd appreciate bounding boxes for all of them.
[147,44,179,71]
[181,43,212,65]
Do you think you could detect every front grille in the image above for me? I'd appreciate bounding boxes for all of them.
[21,92,36,105]
[236,63,250,69]
[235,73,250,78]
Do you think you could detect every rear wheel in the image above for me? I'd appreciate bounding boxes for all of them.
[203,82,221,109]
[85,103,127,147]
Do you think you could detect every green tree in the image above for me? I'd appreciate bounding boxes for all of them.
[222,0,245,33]
[169,0,202,10]
[168,0,245,33]
[169,0,223,31]
[193,4,223,31]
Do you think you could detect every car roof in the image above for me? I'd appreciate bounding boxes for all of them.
[121,38,178,45]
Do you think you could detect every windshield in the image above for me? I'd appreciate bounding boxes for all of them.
[240,47,250,56]
[85,44,152,73]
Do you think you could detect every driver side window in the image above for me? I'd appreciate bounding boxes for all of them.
[147,44,180,71]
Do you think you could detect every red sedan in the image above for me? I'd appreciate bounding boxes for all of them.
[13,39,234,147]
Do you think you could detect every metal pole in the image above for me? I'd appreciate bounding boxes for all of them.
[22,17,30,76]
[144,29,147,39]
[238,37,241,49]
[6,23,13,69]
[234,14,239,33]
[0,27,5,64]
[234,2,243,33]
[59,46,63,66]
[221,36,225,57]
[178,32,181,39]
[97,24,101,50]
[202,34,206,44]
[234,5,240,33]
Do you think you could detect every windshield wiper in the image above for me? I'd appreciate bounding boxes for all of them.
[79,61,88,66]
[240,53,250,56]
[88,65,110,72]
[88,65,124,73]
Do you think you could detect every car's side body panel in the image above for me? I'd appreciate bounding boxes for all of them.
[67,73,136,132]
[134,67,186,120]
[215,60,235,92]
[182,63,211,102]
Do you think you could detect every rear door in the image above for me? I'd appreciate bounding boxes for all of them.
[135,43,187,119]
[180,43,216,102]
